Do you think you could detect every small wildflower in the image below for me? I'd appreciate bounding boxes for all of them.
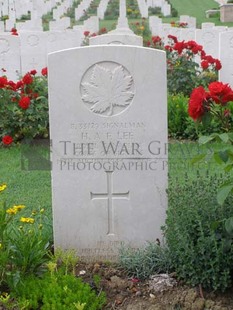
[40,208,45,213]
[14,205,26,211]
[7,204,26,215]
[0,184,7,192]
[6,207,17,215]
[0,243,2,249]
[38,224,43,229]
[20,217,35,224]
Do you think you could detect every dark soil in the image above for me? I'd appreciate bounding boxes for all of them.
[76,261,233,310]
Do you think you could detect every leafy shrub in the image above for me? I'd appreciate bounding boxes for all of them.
[119,242,172,280]
[165,36,221,96]
[171,7,178,17]
[0,183,51,290]
[167,93,226,140]
[0,69,49,145]
[168,93,189,139]
[165,175,233,291]
[12,267,106,309]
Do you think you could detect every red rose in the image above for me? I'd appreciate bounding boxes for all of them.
[164,45,173,52]
[22,73,33,85]
[201,60,209,70]
[11,32,18,36]
[16,81,23,89]
[84,31,90,37]
[167,35,178,43]
[203,55,215,64]
[188,86,208,121]
[173,41,185,54]
[7,80,17,91]
[200,50,206,59]
[0,76,7,88]
[215,59,222,71]
[208,81,233,105]
[30,69,37,75]
[2,135,13,145]
[41,67,48,76]
[19,96,31,109]
[147,41,151,46]
[152,36,162,44]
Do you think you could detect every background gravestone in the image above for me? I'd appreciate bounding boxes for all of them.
[48,45,167,261]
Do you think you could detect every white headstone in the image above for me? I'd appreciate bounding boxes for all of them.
[161,3,171,17]
[149,16,162,36]
[48,45,168,261]
[201,22,215,29]
[219,31,233,87]
[20,31,47,74]
[0,34,21,80]
[196,28,220,59]
[83,16,99,34]
[136,0,148,18]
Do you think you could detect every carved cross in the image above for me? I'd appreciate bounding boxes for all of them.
[90,171,130,235]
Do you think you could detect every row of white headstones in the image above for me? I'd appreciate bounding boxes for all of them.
[0,0,171,21]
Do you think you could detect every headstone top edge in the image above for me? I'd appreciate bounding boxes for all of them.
[48,44,167,58]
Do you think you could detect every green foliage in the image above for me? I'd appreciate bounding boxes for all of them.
[79,0,101,22]
[42,11,53,31]
[104,0,119,19]
[168,94,225,140]
[0,71,49,144]
[130,19,151,42]
[50,248,79,275]
[126,0,140,18]
[0,184,51,291]
[166,175,233,291]
[12,268,106,310]
[0,73,49,141]
[119,242,172,280]
[196,133,233,204]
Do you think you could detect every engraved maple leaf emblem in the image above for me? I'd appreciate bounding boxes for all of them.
[81,64,134,116]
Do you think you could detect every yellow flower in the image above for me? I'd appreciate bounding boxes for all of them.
[140,26,144,31]
[20,217,35,224]
[0,184,7,192]
[6,207,18,215]
[40,208,45,213]
[14,205,26,211]
[6,205,26,215]
[0,243,2,249]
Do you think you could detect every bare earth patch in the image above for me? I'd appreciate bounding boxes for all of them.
[76,261,233,310]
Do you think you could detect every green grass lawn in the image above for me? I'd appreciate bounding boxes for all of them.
[98,0,233,31]
[169,0,233,27]
[0,146,52,220]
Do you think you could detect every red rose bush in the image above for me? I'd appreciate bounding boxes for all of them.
[0,68,49,144]
[188,81,233,131]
